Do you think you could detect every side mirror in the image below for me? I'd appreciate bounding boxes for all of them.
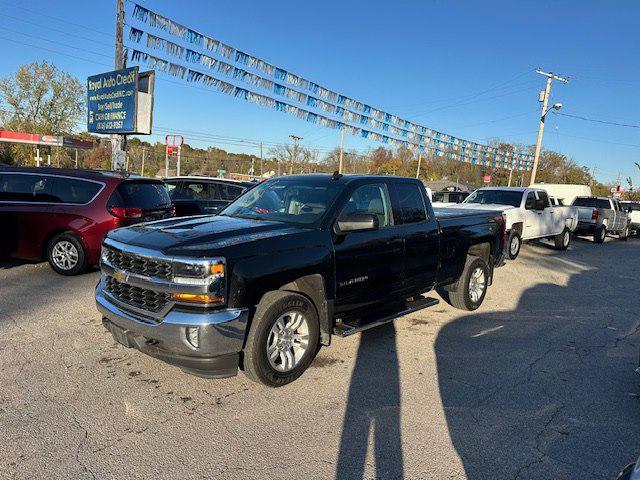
[335,213,379,234]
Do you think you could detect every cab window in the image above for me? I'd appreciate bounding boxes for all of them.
[393,183,427,224]
[338,183,393,228]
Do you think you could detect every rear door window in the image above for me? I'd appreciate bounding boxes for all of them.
[0,174,55,202]
[51,177,102,204]
[392,182,427,224]
[218,183,244,201]
[110,181,171,210]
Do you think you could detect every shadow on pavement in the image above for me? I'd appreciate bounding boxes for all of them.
[336,322,404,479]
[435,248,640,479]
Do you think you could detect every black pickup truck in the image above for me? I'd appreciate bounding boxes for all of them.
[96,174,506,386]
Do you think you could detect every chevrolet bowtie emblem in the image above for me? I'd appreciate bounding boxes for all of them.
[113,270,127,283]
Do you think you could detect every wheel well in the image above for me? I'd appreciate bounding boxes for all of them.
[468,242,490,264]
[41,229,81,259]
[252,274,332,347]
[510,222,523,236]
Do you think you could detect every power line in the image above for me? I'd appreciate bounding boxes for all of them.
[2,13,114,48]
[553,111,640,129]
[0,0,113,36]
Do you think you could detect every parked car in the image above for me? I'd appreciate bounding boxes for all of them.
[164,176,254,216]
[431,190,469,207]
[621,201,640,235]
[446,186,578,259]
[0,166,174,275]
[529,183,592,206]
[96,173,506,386]
[572,196,630,243]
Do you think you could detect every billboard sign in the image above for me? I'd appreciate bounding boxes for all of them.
[87,67,138,134]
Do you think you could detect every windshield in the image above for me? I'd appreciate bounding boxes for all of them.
[220,177,343,225]
[572,198,611,209]
[464,189,523,207]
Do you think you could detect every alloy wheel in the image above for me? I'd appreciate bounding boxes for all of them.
[468,267,486,303]
[51,241,79,271]
[266,311,310,372]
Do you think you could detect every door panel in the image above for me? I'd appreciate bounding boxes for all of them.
[390,182,439,294]
[333,182,403,313]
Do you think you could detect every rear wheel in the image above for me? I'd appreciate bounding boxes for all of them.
[437,256,489,311]
[47,233,87,276]
[620,225,629,241]
[507,231,521,260]
[554,228,571,250]
[243,291,320,387]
[594,226,606,244]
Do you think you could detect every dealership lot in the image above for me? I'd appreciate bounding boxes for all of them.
[1,237,639,479]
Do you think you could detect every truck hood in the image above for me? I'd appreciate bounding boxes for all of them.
[107,214,309,256]
[456,203,518,213]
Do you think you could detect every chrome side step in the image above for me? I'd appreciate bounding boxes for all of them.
[333,296,439,337]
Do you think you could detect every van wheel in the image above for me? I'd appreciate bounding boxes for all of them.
[507,232,521,260]
[554,228,571,250]
[437,256,489,311]
[243,291,320,387]
[47,233,87,276]
[620,225,629,241]
[594,226,606,244]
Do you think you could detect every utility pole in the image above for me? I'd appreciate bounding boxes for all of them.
[111,0,127,171]
[141,147,146,176]
[338,128,345,174]
[530,69,568,185]
[260,142,263,177]
[75,148,78,168]
[508,167,514,186]
[415,152,422,179]
[289,135,301,175]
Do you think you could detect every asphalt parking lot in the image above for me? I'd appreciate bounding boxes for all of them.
[1,236,640,480]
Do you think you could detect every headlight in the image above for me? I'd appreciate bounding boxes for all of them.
[173,258,225,283]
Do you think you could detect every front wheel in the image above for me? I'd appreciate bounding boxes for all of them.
[507,231,521,260]
[437,256,489,311]
[594,226,606,244]
[243,291,320,387]
[554,228,571,250]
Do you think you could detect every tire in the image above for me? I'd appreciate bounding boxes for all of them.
[594,226,606,244]
[620,225,629,241]
[243,291,320,387]
[437,256,489,311]
[507,231,521,260]
[554,228,571,250]
[47,233,88,276]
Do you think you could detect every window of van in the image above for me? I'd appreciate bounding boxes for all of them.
[0,174,55,202]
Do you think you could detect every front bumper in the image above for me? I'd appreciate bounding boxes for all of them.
[96,279,249,378]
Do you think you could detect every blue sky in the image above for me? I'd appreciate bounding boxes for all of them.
[1,0,639,184]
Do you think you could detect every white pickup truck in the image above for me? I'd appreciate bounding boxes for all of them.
[572,196,630,243]
[621,201,640,236]
[447,187,578,259]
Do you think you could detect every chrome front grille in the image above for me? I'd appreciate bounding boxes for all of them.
[104,246,172,280]
[105,276,170,315]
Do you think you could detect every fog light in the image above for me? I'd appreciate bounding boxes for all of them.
[186,327,199,348]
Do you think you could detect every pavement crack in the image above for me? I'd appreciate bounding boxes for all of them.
[72,415,96,479]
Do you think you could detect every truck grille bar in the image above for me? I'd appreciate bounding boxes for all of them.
[104,245,172,280]
[105,276,171,315]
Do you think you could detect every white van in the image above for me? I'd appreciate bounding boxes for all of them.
[529,183,591,206]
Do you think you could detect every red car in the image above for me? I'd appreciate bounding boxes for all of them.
[0,166,174,275]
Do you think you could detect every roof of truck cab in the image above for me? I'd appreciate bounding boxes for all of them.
[476,186,528,192]
[271,173,423,184]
